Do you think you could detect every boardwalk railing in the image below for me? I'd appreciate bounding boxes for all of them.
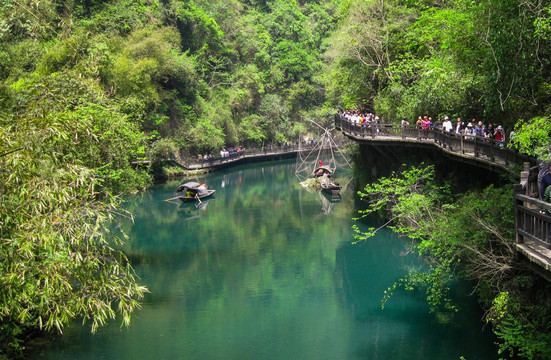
[180,142,327,169]
[132,142,342,170]
[514,163,551,251]
[335,114,532,169]
[514,191,551,250]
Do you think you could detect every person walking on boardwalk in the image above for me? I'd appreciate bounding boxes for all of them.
[495,126,506,146]
[422,116,430,139]
[474,121,485,138]
[465,122,474,140]
[442,116,453,132]
[455,117,463,134]
[434,117,442,130]
[485,123,495,140]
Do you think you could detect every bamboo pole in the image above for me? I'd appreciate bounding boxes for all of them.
[164,196,182,202]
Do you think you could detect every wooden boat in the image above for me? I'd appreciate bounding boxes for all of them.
[176,181,216,202]
[321,181,341,195]
[320,176,341,195]
[313,166,334,177]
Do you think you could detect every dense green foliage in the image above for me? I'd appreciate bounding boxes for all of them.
[326,0,551,131]
[509,117,551,160]
[356,165,551,359]
[0,80,149,357]
[2,0,550,153]
[1,0,341,158]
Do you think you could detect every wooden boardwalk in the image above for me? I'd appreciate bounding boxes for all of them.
[335,115,551,278]
[335,115,531,172]
[131,146,304,173]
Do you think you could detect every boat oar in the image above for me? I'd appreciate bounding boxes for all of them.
[195,193,203,205]
[164,195,181,202]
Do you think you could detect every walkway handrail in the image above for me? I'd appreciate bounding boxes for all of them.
[513,163,551,251]
[334,114,534,171]
[514,191,551,249]
[131,142,346,170]
[180,142,323,169]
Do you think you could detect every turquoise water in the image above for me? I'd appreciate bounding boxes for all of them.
[31,159,498,360]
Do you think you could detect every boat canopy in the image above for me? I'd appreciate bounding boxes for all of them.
[313,166,333,176]
[176,182,208,195]
[314,166,332,173]
[196,186,208,196]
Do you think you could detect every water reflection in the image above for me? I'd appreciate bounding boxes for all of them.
[31,159,498,360]
[177,200,211,220]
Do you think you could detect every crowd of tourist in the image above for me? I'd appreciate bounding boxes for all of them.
[197,147,245,165]
[338,110,382,137]
[219,146,244,160]
[340,110,551,234]
[413,115,507,143]
[339,110,381,127]
[338,110,509,144]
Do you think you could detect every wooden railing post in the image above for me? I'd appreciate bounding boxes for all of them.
[514,184,525,244]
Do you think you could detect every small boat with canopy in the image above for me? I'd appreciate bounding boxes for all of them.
[176,182,216,202]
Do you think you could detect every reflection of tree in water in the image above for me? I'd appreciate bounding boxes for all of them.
[334,233,498,359]
[112,161,361,350]
[97,160,498,360]
[119,160,356,294]
[336,234,425,317]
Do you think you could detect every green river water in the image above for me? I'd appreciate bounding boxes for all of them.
[31,159,499,360]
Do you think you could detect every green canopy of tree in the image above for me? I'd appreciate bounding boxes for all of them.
[0,72,149,357]
[325,0,551,132]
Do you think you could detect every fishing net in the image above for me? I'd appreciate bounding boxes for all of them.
[295,117,352,183]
